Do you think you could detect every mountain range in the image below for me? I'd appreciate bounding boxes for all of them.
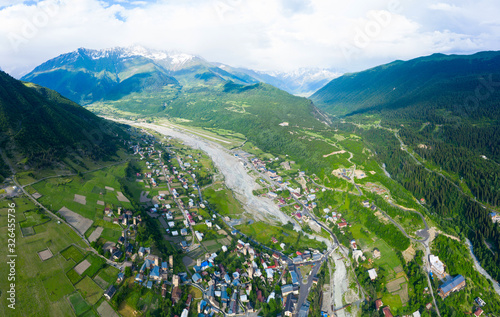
[21,46,339,104]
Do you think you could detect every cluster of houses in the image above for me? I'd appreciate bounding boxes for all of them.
[428,253,486,314]
[291,250,322,265]
[335,168,352,181]
[198,242,290,315]
[362,199,377,211]
[135,251,171,289]
[106,206,142,228]
[101,206,145,262]
[322,208,349,229]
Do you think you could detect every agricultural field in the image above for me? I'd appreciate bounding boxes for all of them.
[61,245,86,263]
[32,164,134,221]
[75,276,104,305]
[68,292,93,316]
[96,265,120,284]
[19,209,50,228]
[0,198,86,316]
[204,184,245,217]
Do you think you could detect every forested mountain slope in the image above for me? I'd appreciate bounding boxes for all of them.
[315,52,500,282]
[0,70,124,172]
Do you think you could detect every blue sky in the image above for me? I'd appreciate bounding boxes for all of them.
[0,0,499,77]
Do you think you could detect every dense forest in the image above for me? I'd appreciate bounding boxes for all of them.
[0,70,126,168]
[362,128,500,281]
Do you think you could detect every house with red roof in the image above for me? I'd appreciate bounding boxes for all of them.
[383,307,393,317]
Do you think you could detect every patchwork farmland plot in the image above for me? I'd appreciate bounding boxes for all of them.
[59,207,93,235]
[38,249,54,261]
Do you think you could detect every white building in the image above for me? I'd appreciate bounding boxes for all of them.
[195,231,203,241]
[429,254,445,275]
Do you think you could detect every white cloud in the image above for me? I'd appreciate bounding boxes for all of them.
[0,0,499,77]
[428,3,461,12]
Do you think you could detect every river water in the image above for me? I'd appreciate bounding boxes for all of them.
[465,238,500,296]
[134,122,333,248]
[138,123,295,224]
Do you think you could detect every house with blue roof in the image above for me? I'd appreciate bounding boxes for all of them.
[138,246,145,257]
[281,284,293,297]
[224,273,231,284]
[140,259,152,273]
[126,244,133,255]
[117,272,124,283]
[161,262,168,272]
[192,273,202,283]
[150,265,161,280]
[135,273,143,283]
[221,286,229,302]
[146,280,153,289]
[438,275,466,299]
[179,272,188,282]
[290,271,299,285]
[199,300,207,312]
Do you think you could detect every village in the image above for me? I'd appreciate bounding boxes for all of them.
[74,128,497,317]
[90,131,335,317]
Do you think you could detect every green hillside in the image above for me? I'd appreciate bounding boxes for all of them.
[312,52,500,206]
[89,81,332,172]
[0,70,124,171]
[314,52,500,283]
[312,51,500,119]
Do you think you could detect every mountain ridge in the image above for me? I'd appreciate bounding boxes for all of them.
[311,50,500,117]
[22,46,341,102]
[0,70,124,171]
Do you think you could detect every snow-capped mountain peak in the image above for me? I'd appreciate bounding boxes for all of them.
[74,46,196,67]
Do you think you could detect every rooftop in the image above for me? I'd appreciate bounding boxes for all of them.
[440,275,465,295]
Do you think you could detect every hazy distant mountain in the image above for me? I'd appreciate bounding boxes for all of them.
[212,64,342,96]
